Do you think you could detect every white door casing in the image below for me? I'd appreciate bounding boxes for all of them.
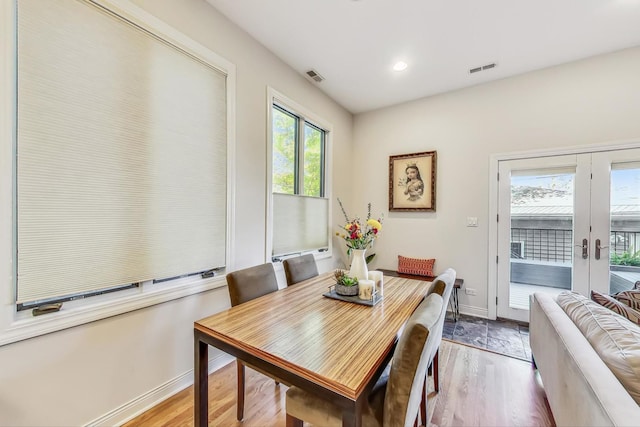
[488,142,640,321]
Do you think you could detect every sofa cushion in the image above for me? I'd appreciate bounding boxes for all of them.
[397,255,435,277]
[531,293,640,426]
[591,290,640,325]
[557,291,640,405]
[614,289,640,312]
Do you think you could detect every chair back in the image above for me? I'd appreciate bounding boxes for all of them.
[226,263,279,307]
[283,254,319,286]
[426,268,456,304]
[384,292,444,427]
[424,268,456,364]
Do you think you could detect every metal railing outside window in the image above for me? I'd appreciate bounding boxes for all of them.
[510,228,573,262]
[510,229,640,262]
[610,231,640,255]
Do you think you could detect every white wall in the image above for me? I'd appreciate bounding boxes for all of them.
[3,0,640,424]
[0,0,352,425]
[354,46,640,318]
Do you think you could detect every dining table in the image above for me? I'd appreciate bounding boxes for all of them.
[193,271,433,427]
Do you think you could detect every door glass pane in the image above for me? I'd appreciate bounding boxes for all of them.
[272,107,297,194]
[510,171,575,309]
[609,164,640,294]
[303,123,323,197]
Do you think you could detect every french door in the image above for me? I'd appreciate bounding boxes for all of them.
[496,148,640,322]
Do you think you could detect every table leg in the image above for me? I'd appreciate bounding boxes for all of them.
[341,400,364,427]
[194,335,208,427]
[342,411,362,427]
[453,287,460,322]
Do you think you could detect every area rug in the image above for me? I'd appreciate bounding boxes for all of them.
[443,314,531,362]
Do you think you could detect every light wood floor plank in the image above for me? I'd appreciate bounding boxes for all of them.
[124,340,555,427]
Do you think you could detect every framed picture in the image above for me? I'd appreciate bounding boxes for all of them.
[389,151,437,212]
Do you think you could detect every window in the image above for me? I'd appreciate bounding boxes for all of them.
[303,123,325,197]
[272,105,325,197]
[272,106,297,195]
[269,92,331,259]
[0,0,235,345]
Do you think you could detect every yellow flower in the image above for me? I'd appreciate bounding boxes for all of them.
[367,219,382,231]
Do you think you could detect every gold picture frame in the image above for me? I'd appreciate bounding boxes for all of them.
[389,151,436,212]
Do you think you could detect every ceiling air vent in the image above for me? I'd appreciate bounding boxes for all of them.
[305,69,324,83]
[469,62,497,74]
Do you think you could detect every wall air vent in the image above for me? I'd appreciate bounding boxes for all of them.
[305,69,324,83]
[469,62,497,74]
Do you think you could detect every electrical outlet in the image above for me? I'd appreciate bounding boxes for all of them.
[465,288,477,296]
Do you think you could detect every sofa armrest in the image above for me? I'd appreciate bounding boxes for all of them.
[530,292,640,426]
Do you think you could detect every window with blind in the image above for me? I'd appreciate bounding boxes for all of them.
[13,0,232,310]
[270,94,330,259]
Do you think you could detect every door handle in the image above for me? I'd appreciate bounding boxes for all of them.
[575,238,588,259]
[595,239,609,260]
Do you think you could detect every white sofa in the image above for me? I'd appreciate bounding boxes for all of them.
[529,292,640,426]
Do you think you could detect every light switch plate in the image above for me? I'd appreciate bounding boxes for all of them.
[466,217,478,227]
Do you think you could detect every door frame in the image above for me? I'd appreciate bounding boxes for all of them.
[496,154,591,322]
[487,139,640,320]
[589,149,640,294]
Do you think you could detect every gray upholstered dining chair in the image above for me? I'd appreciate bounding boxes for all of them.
[226,263,283,421]
[420,268,456,423]
[285,291,445,427]
[283,254,319,286]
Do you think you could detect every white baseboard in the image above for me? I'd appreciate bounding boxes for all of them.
[85,353,235,427]
[458,304,489,319]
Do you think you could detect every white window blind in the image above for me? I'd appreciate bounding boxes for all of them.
[272,194,328,256]
[16,0,227,304]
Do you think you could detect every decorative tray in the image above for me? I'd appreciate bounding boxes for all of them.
[323,287,383,307]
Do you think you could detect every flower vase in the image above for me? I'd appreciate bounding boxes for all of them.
[349,249,369,281]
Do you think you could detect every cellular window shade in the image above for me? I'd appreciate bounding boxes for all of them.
[16,0,227,304]
[272,194,328,256]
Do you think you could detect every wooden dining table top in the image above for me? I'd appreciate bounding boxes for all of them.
[194,271,433,401]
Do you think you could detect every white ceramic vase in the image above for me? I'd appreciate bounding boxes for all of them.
[349,249,369,281]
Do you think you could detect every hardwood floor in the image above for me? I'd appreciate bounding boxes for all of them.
[430,340,554,427]
[124,340,555,427]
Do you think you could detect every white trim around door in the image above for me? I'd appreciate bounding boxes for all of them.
[488,139,640,320]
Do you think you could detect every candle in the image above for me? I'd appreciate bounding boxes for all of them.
[368,270,384,298]
[358,279,375,300]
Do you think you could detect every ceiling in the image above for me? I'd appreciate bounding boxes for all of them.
[205,0,640,114]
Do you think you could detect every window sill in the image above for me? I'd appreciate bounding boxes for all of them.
[272,249,332,263]
[0,274,227,347]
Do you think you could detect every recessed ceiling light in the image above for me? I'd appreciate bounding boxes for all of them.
[393,61,408,72]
